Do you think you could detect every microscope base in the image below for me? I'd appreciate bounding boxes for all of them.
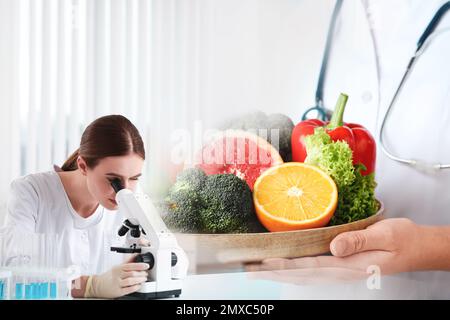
[118,289,182,300]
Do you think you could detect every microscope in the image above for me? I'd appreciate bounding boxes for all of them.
[109,178,189,299]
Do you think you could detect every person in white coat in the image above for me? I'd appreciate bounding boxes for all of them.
[251,0,450,299]
[3,115,150,298]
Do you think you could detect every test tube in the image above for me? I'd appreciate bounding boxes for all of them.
[0,275,4,300]
[46,233,55,300]
[18,233,26,300]
[37,233,44,299]
[40,233,49,300]
[30,234,38,300]
[14,274,24,299]
[50,233,58,299]
[0,271,12,300]
[23,234,32,300]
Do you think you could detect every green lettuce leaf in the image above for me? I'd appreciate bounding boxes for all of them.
[304,127,378,225]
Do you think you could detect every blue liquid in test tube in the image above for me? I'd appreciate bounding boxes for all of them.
[40,282,49,299]
[25,284,32,300]
[0,281,4,300]
[50,282,57,299]
[15,283,24,299]
[34,283,41,299]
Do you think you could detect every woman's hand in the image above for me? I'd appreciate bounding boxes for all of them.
[247,218,450,285]
[83,256,149,299]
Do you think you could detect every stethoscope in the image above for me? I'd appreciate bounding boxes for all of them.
[302,0,450,171]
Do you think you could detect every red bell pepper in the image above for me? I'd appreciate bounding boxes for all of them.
[291,94,376,176]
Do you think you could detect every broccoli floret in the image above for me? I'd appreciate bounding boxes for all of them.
[163,168,266,234]
[163,190,202,233]
[173,167,207,191]
[222,111,294,162]
[163,168,206,232]
[198,174,263,233]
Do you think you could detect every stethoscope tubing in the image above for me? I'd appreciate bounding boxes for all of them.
[379,1,450,170]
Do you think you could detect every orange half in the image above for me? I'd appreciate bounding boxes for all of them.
[253,162,338,232]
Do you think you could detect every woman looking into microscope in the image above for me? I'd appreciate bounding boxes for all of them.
[4,115,149,298]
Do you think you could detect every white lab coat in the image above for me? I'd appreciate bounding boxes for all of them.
[283,0,450,299]
[2,171,127,275]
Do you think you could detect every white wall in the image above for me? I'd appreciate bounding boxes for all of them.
[203,0,332,126]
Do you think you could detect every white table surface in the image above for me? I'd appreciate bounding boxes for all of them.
[172,271,446,300]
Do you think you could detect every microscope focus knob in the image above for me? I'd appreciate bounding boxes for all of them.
[135,252,155,270]
[134,252,177,268]
[171,252,177,267]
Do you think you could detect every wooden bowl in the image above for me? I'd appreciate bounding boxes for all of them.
[175,201,384,265]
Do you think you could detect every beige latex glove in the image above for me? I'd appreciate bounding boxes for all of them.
[84,257,150,299]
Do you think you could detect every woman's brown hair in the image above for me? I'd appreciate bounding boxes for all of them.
[61,115,145,171]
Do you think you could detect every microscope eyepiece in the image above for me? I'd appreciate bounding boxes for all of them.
[111,178,125,193]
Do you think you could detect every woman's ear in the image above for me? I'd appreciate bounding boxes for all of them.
[77,156,88,176]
